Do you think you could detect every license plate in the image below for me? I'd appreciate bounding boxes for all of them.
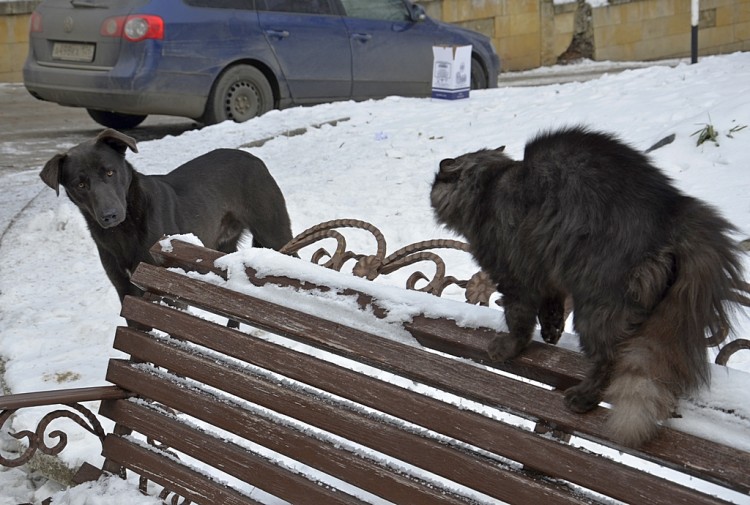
[52,42,95,62]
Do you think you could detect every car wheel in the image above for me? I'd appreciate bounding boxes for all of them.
[202,65,273,125]
[470,58,488,90]
[87,109,147,129]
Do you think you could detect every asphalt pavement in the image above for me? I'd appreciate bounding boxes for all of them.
[0,83,198,178]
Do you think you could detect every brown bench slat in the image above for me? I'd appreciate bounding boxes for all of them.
[109,328,587,505]
[106,368,483,505]
[118,296,732,505]
[129,264,598,432]
[151,235,379,283]
[100,395,368,505]
[0,386,127,410]
[70,462,104,485]
[103,435,262,505]
[151,238,227,276]
[102,363,474,505]
[408,314,588,389]
[128,262,750,496]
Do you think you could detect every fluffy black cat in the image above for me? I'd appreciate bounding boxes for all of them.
[430,126,747,447]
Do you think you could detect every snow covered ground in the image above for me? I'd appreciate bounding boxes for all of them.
[1,52,750,503]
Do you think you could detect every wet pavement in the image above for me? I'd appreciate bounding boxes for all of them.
[0,83,198,178]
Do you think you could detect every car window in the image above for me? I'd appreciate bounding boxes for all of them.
[183,0,254,9]
[256,0,334,14]
[340,0,410,21]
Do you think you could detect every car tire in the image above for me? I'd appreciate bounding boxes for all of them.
[202,65,273,125]
[87,109,147,129]
[470,58,488,90]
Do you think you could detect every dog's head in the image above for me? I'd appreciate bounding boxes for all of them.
[40,129,139,229]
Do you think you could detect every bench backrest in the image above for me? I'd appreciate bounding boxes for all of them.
[95,237,750,505]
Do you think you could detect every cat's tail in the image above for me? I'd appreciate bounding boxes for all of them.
[605,198,747,447]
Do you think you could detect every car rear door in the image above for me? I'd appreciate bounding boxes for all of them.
[340,0,441,98]
[256,0,351,101]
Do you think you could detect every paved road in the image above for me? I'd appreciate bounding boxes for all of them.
[0,83,198,177]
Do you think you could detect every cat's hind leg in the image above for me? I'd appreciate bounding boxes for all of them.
[563,300,637,413]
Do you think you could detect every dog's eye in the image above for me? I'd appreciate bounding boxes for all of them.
[77,182,86,189]
[106,170,114,177]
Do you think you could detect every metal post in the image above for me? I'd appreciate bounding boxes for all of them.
[691,0,699,63]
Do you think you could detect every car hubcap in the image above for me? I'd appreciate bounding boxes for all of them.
[226,81,260,121]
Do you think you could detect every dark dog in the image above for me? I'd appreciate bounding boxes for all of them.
[41,129,293,302]
[431,126,747,447]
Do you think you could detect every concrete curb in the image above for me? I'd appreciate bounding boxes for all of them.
[498,58,684,87]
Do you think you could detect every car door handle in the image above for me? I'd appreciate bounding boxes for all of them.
[351,33,372,42]
[265,29,290,39]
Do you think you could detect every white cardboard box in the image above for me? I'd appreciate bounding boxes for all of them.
[431,45,472,100]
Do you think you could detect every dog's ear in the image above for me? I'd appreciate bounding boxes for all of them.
[495,145,506,152]
[95,129,139,155]
[40,154,65,196]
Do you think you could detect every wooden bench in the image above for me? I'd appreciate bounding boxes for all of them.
[1,220,749,504]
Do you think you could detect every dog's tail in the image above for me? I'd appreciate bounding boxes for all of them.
[605,198,747,447]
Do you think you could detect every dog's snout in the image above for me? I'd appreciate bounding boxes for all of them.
[100,208,122,227]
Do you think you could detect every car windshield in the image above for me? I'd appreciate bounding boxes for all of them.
[340,0,411,21]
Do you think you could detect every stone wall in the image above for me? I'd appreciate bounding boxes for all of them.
[418,0,750,71]
[0,1,38,82]
[1,0,749,81]
[593,0,750,61]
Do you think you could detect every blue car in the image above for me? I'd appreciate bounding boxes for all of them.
[24,0,500,129]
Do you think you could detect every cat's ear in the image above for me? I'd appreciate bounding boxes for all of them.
[495,145,506,152]
[437,157,464,182]
[439,158,459,174]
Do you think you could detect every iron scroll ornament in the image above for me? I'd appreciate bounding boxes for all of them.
[279,218,750,366]
[0,403,106,468]
[279,218,495,303]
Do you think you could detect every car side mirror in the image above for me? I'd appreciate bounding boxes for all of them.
[409,3,427,22]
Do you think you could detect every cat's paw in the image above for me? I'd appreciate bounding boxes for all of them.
[538,295,566,345]
[487,335,521,362]
[540,322,563,345]
[564,384,601,413]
